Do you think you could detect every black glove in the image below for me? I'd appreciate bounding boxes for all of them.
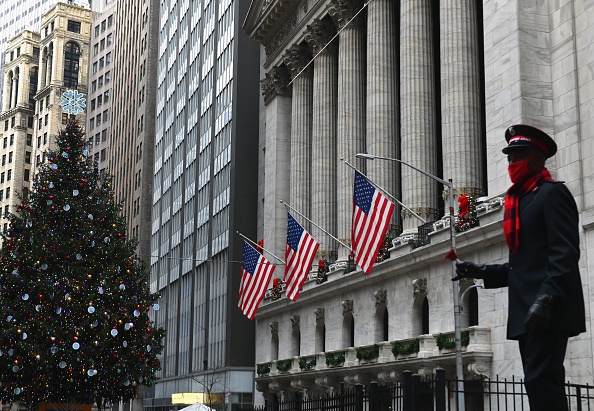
[452,260,489,281]
[524,294,554,335]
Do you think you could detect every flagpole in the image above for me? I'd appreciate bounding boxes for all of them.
[356,153,466,411]
[341,158,426,224]
[236,231,286,265]
[280,200,353,252]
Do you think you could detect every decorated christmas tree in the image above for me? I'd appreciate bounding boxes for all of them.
[0,120,164,409]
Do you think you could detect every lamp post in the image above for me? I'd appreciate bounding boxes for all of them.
[356,153,465,411]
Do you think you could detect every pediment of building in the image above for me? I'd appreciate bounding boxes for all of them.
[244,0,297,41]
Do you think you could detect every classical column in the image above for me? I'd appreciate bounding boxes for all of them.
[17,64,27,107]
[366,0,399,234]
[2,72,11,111]
[261,65,292,259]
[283,44,313,229]
[400,0,439,234]
[440,0,484,203]
[330,0,366,262]
[11,74,18,108]
[46,49,53,86]
[305,19,338,260]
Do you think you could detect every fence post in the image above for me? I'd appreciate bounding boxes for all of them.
[355,383,364,411]
[403,370,413,411]
[340,381,345,411]
[412,374,421,411]
[369,381,380,410]
[435,368,446,411]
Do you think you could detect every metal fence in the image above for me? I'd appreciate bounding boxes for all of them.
[237,369,594,411]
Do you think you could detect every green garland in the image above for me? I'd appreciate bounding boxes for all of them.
[298,357,316,370]
[325,352,346,366]
[391,338,420,357]
[276,359,292,372]
[256,363,271,375]
[356,344,380,361]
[435,330,470,350]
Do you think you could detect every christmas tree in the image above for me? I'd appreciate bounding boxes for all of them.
[0,120,165,409]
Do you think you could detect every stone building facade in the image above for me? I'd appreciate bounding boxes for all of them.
[244,0,594,405]
[0,1,92,231]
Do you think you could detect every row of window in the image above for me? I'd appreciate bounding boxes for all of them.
[89,90,110,111]
[92,51,112,73]
[89,110,109,130]
[92,33,113,56]
[93,14,114,37]
[0,168,28,184]
[90,71,111,92]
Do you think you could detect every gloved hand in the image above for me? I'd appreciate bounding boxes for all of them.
[524,294,554,335]
[452,260,489,281]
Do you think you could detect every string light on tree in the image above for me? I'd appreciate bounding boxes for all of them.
[0,119,165,409]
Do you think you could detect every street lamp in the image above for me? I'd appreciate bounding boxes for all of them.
[356,153,465,411]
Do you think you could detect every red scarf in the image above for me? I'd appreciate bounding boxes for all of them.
[503,166,552,253]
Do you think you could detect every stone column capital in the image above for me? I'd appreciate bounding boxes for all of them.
[283,44,313,79]
[304,19,336,54]
[260,65,291,105]
[329,0,363,29]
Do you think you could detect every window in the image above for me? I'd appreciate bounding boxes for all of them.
[91,99,96,111]
[92,62,97,73]
[95,134,100,145]
[63,42,80,87]
[1,155,5,166]
[3,138,6,148]
[44,114,48,126]
[9,135,13,146]
[106,52,112,65]
[26,134,32,146]
[25,151,31,164]
[92,80,97,92]
[90,118,95,130]
[97,95,102,107]
[96,114,101,126]
[24,169,30,181]
[62,113,69,124]
[43,133,47,144]
[38,118,42,129]
[4,121,8,131]
[105,71,111,83]
[37,136,41,147]
[7,169,11,180]
[100,39,105,51]
[103,110,108,122]
[102,129,107,141]
[101,20,106,32]
[106,33,113,46]
[6,188,10,199]
[16,47,20,57]
[100,149,106,161]
[11,117,15,127]
[67,20,81,33]
[94,152,99,162]
[0,173,4,183]
[98,76,104,88]
[28,117,33,128]
[94,25,100,36]
[107,15,113,27]
[99,57,104,69]
[104,90,110,102]
[93,44,98,56]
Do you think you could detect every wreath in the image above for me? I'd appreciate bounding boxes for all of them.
[316,259,329,284]
[271,277,284,300]
[455,194,479,232]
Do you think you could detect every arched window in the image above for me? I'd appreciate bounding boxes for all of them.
[412,294,429,336]
[6,71,14,109]
[29,67,38,110]
[63,41,80,88]
[291,318,300,357]
[375,305,389,342]
[343,313,354,348]
[460,284,480,327]
[315,322,325,353]
[270,322,279,360]
[13,67,19,107]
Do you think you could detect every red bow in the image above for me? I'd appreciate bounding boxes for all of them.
[458,194,469,218]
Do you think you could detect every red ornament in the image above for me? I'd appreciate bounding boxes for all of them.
[458,194,469,218]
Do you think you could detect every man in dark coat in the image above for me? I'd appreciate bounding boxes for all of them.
[454,124,585,411]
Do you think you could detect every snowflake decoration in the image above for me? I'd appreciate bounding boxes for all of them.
[60,89,86,115]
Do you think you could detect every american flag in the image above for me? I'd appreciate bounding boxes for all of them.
[238,240,276,320]
[351,171,395,274]
[284,212,320,301]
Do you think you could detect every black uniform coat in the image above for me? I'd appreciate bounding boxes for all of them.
[483,180,585,339]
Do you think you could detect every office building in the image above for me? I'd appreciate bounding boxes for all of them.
[146,0,261,410]
[244,0,594,406]
[86,0,114,177]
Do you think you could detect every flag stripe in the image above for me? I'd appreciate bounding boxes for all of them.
[238,241,276,320]
[284,212,320,301]
[351,171,395,274]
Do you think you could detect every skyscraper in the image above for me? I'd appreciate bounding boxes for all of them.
[146,0,261,409]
